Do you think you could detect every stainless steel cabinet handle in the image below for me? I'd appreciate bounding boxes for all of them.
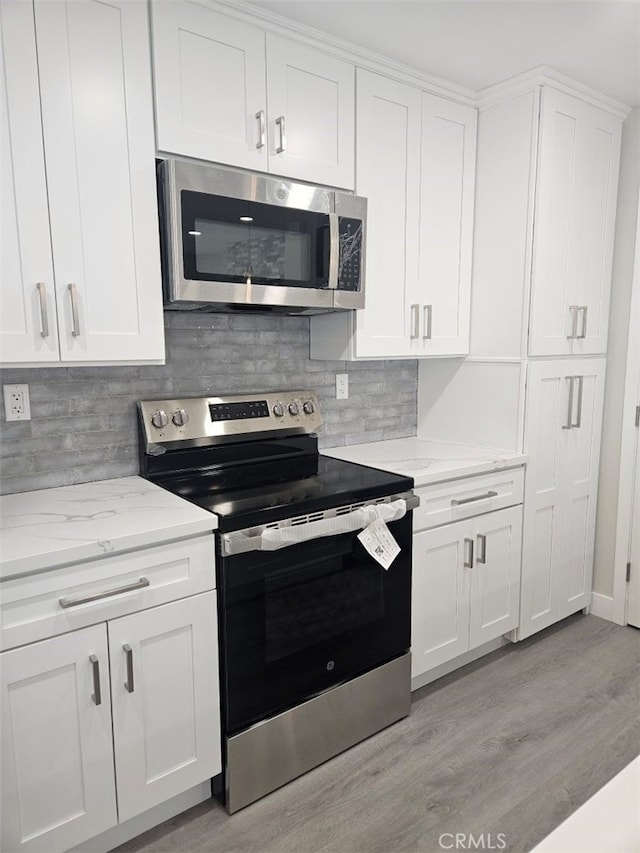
[423,304,433,340]
[255,109,266,149]
[572,375,584,428]
[59,577,150,608]
[410,304,419,339]
[451,491,497,506]
[568,305,579,339]
[563,376,575,430]
[578,306,588,339]
[464,537,474,569]
[123,644,134,693]
[476,533,487,564]
[36,282,49,338]
[275,115,286,153]
[89,654,102,705]
[68,283,80,337]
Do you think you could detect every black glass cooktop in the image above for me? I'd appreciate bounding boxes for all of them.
[150,453,413,532]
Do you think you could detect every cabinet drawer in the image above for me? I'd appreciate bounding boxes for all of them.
[413,467,524,532]
[0,534,215,651]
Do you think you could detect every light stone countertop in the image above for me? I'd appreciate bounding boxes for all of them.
[0,476,217,581]
[322,437,528,488]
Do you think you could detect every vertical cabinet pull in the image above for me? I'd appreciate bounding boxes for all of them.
[123,644,134,693]
[255,110,266,149]
[572,375,584,428]
[563,376,584,429]
[89,654,102,706]
[68,283,81,337]
[275,115,286,153]
[563,376,575,429]
[410,304,419,339]
[36,282,49,338]
[423,305,433,340]
[476,533,487,564]
[464,537,474,569]
[568,305,579,339]
[578,306,588,339]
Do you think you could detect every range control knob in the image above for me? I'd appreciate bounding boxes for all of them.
[151,409,169,429]
[172,408,189,427]
[288,401,300,417]
[272,402,285,418]
[303,400,315,415]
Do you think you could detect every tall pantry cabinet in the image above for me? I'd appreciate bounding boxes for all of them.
[418,69,627,639]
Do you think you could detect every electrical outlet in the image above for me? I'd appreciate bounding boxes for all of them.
[3,384,31,421]
[336,373,349,400]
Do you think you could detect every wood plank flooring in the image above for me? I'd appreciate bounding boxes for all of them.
[115,615,640,853]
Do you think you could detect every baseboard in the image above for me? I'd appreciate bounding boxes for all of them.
[590,592,615,622]
[411,636,511,691]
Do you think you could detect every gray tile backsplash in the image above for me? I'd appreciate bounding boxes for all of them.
[0,313,417,495]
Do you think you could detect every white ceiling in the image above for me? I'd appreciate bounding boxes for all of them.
[247,0,640,106]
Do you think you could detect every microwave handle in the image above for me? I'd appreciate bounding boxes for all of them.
[327,212,339,290]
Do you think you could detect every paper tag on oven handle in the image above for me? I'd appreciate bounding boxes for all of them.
[357,519,400,570]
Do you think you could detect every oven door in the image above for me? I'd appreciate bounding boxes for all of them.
[217,512,412,736]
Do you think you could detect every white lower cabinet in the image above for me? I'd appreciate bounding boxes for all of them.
[412,503,522,679]
[1,591,221,853]
[518,358,606,639]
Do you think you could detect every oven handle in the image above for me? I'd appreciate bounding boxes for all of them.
[221,492,419,555]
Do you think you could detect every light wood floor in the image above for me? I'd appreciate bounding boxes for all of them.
[116,614,640,853]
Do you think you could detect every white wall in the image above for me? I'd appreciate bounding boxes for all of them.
[593,107,640,598]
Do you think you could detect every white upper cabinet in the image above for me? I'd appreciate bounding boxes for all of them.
[349,70,422,358]
[310,70,476,360]
[469,79,623,360]
[0,0,60,364]
[418,93,476,356]
[151,1,355,189]
[0,0,165,366]
[151,2,268,172]
[529,88,622,356]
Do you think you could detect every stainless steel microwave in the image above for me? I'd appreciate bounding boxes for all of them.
[157,159,366,314]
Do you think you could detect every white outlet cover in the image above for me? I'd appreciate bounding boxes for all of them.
[3,384,31,421]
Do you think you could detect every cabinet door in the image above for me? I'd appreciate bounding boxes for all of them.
[1,626,117,853]
[418,94,476,356]
[520,361,571,638]
[108,592,221,822]
[0,0,59,364]
[468,506,522,648]
[354,69,421,358]
[34,0,164,363]
[529,88,621,357]
[561,359,606,615]
[520,359,605,639]
[151,1,268,171]
[265,34,354,189]
[412,521,470,676]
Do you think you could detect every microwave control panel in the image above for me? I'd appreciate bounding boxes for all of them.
[337,218,363,292]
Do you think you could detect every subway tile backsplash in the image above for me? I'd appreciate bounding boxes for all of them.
[0,313,417,495]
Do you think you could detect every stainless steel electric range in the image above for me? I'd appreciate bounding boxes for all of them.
[138,391,417,813]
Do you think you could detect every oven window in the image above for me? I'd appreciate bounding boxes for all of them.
[181,190,329,287]
[265,561,384,663]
